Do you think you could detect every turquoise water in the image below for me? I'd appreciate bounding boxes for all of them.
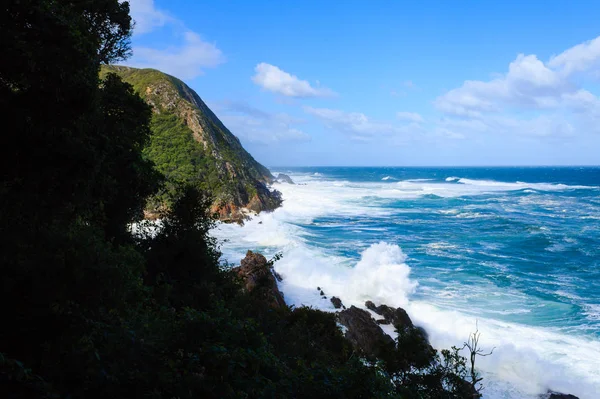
[214,167,600,398]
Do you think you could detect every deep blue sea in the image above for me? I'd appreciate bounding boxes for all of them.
[214,167,600,399]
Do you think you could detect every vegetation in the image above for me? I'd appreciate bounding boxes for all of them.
[101,64,278,219]
[142,113,222,207]
[0,1,480,398]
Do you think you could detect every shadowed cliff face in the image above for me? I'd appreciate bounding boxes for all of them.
[100,65,281,222]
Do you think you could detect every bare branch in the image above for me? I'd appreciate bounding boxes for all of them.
[462,320,494,396]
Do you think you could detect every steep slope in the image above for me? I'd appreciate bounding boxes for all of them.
[100,65,281,222]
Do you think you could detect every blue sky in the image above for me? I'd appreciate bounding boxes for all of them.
[125,0,600,166]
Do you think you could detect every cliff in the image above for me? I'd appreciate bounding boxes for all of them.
[100,65,281,222]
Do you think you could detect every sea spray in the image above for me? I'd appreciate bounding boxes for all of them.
[213,167,600,399]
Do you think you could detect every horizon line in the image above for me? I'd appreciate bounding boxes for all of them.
[268,165,600,168]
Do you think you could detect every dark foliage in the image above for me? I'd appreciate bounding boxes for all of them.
[0,1,476,398]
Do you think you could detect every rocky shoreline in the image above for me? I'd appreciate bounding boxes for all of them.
[234,250,580,399]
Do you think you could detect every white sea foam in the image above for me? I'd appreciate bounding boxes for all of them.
[457,177,597,191]
[212,171,600,399]
[382,175,395,181]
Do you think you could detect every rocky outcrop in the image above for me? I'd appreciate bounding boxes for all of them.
[232,251,286,308]
[276,173,294,184]
[365,301,413,330]
[337,306,394,359]
[101,65,281,222]
[541,392,579,399]
[330,297,343,309]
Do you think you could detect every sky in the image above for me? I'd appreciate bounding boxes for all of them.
[124,0,600,166]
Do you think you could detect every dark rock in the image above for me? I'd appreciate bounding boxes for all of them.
[317,286,321,291]
[541,392,579,399]
[415,326,429,342]
[337,306,394,359]
[276,173,295,184]
[232,250,286,308]
[365,300,377,312]
[330,296,343,309]
[320,290,325,296]
[364,301,413,330]
[376,319,391,325]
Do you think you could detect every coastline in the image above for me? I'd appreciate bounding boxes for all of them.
[213,167,600,399]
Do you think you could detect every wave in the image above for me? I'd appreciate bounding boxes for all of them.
[216,215,600,398]
[382,176,395,181]
[212,170,600,399]
[456,177,598,191]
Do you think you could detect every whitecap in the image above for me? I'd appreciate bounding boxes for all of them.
[212,169,600,399]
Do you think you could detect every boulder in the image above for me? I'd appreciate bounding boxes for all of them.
[276,173,294,184]
[365,301,413,330]
[232,250,286,308]
[330,296,343,309]
[337,306,394,359]
[541,392,579,399]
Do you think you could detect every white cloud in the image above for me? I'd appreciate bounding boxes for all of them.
[305,106,423,141]
[434,36,600,139]
[130,31,224,79]
[215,101,310,144]
[548,36,600,76]
[436,113,577,140]
[124,1,225,79]
[127,0,172,35]
[252,63,336,98]
[305,107,395,136]
[434,54,571,117]
[396,111,424,123]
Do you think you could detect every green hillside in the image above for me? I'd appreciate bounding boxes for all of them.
[100,65,281,222]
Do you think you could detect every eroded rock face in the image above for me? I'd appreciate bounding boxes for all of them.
[232,251,286,308]
[337,306,394,359]
[101,65,282,223]
[365,301,413,330]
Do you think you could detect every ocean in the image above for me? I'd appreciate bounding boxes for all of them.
[213,166,600,399]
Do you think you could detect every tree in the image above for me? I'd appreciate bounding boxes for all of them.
[462,322,495,397]
[0,1,158,395]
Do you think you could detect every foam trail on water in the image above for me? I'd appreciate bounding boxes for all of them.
[213,171,600,399]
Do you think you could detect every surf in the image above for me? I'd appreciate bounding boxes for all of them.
[214,168,600,399]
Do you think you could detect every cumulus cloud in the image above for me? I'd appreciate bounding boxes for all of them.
[434,54,571,117]
[252,63,336,98]
[434,35,600,139]
[127,0,172,35]
[125,1,225,79]
[215,101,310,144]
[130,31,224,79]
[548,36,600,76]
